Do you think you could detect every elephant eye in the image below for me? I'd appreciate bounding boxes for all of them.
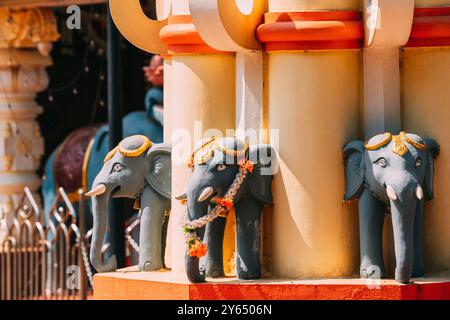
[216,164,227,172]
[111,163,124,173]
[415,158,423,167]
[375,158,388,168]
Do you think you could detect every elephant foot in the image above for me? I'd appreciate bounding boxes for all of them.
[238,271,261,280]
[360,265,384,279]
[208,269,225,278]
[139,260,163,272]
[395,268,412,284]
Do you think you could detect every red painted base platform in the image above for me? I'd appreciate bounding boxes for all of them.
[93,267,450,300]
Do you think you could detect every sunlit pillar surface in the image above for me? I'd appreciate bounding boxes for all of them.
[257,0,362,278]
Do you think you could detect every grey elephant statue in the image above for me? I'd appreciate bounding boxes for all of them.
[177,137,275,283]
[344,132,439,283]
[86,135,171,273]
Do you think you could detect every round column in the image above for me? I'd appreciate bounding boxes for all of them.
[402,0,450,276]
[257,1,362,278]
[160,1,235,276]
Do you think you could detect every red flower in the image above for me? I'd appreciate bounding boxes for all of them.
[188,240,208,258]
[238,160,254,173]
[213,197,234,211]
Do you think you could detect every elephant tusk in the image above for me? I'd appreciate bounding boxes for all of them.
[386,185,398,201]
[175,192,187,201]
[85,184,106,197]
[198,186,214,202]
[416,185,424,200]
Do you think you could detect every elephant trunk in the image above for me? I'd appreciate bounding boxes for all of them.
[185,247,206,283]
[387,182,418,283]
[89,185,117,273]
[184,186,211,283]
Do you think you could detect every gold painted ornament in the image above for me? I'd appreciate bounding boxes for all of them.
[365,132,427,157]
[186,137,250,168]
[365,132,392,151]
[104,136,153,162]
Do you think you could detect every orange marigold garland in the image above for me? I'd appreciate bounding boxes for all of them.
[238,160,254,173]
[212,197,234,211]
[187,238,208,258]
[182,149,256,259]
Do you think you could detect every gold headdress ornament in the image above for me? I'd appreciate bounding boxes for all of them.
[186,137,249,168]
[400,132,426,150]
[365,132,426,157]
[104,136,153,162]
[104,147,118,162]
[186,137,217,168]
[365,132,392,151]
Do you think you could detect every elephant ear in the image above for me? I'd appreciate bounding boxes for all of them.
[343,140,366,201]
[423,139,440,201]
[246,144,276,205]
[146,143,172,199]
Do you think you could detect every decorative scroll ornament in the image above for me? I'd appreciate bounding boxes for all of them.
[363,0,415,48]
[365,132,426,157]
[190,0,267,52]
[109,0,170,54]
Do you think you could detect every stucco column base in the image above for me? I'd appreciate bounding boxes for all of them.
[93,267,450,300]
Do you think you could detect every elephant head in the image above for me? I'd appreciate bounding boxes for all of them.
[344,132,439,283]
[86,135,171,273]
[177,137,275,283]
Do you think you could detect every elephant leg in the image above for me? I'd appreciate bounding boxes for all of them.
[235,198,263,280]
[201,216,226,278]
[138,188,169,271]
[161,209,169,268]
[412,200,424,278]
[359,189,386,279]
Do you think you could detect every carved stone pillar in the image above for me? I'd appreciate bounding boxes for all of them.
[0,8,59,219]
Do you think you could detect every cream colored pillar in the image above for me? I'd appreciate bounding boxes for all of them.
[159,1,235,276]
[362,0,415,139]
[0,8,59,223]
[257,0,363,278]
[109,0,234,277]
[402,0,450,277]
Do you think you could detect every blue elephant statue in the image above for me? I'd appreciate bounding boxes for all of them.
[177,137,275,283]
[42,87,164,231]
[344,132,439,283]
[86,135,171,272]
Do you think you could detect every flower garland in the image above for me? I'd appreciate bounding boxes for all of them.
[181,160,254,258]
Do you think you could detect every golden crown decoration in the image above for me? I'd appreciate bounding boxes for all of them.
[186,137,249,168]
[104,136,153,162]
[365,132,426,157]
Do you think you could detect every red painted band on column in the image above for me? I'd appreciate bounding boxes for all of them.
[257,11,364,51]
[406,7,450,47]
[159,15,224,54]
